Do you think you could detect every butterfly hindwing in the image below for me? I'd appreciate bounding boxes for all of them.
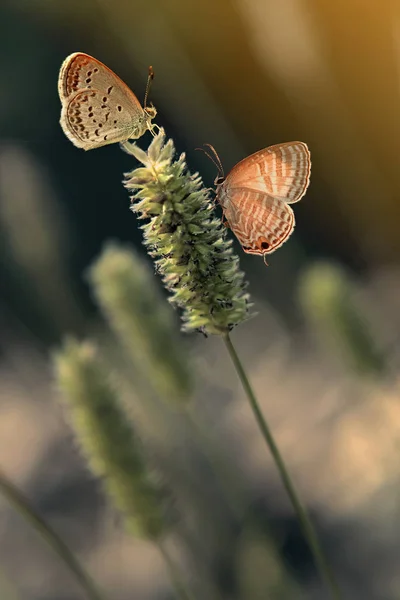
[62,88,145,150]
[223,188,295,255]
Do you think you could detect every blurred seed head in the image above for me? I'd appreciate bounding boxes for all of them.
[298,261,387,376]
[0,144,69,269]
[0,144,83,333]
[54,338,168,539]
[88,242,191,406]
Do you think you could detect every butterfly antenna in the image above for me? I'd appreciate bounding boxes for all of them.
[144,65,155,110]
[203,143,224,179]
[195,146,222,174]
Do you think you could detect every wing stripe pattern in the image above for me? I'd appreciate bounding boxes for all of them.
[216,141,310,259]
[223,188,295,255]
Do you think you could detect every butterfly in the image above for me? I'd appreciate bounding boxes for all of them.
[58,52,157,150]
[203,142,311,264]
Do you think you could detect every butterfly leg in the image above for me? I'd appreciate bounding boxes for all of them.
[221,211,230,228]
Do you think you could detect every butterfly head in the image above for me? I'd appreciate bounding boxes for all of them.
[145,104,157,119]
[214,174,225,187]
[195,142,227,205]
[214,176,229,210]
[144,104,158,136]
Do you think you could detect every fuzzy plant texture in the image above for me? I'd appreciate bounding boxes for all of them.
[88,243,191,406]
[299,261,387,376]
[122,130,251,336]
[54,339,168,540]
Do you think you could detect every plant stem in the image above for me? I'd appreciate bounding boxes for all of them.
[0,469,106,600]
[157,541,197,600]
[223,333,343,600]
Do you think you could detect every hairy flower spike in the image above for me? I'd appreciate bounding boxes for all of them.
[88,243,191,406]
[122,130,251,335]
[54,339,167,539]
[299,262,387,376]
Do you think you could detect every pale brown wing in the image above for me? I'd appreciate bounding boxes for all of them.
[223,188,295,255]
[60,88,147,150]
[225,142,311,204]
[58,52,143,108]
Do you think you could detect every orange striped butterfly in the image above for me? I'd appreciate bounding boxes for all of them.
[204,142,311,264]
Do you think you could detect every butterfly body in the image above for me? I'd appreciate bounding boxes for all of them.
[58,53,156,150]
[215,142,311,259]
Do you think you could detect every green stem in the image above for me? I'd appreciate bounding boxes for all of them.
[223,333,343,600]
[0,469,106,600]
[157,541,197,600]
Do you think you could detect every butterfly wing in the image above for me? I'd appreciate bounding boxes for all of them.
[223,188,295,255]
[225,142,311,204]
[60,88,147,150]
[58,52,154,150]
[58,52,142,107]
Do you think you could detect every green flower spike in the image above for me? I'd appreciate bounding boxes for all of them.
[54,339,166,540]
[122,130,251,335]
[88,243,191,406]
[299,261,387,376]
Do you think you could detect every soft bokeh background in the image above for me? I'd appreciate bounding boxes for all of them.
[1,0,400,598]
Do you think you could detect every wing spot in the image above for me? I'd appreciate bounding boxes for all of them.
[259,238,270,251]
[93,68,99,73]
[86,78,91,84]
[117,106,122,112]
[107,86,113,94]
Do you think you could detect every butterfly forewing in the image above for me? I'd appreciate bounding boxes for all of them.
[223,188,295,255]
[58,53,141,107]
[225,142,311,204]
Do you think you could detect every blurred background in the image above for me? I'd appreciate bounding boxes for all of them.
[1,0,400,598]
